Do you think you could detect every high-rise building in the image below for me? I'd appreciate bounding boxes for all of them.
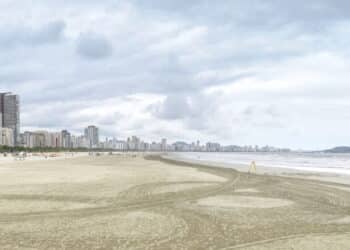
[34,131,51,147]
[150,141,161,151]
[71,135,87,148]
[115,140,127,151]
[22,131,48,148]
[206,142,221,152]
[127,136,140,151]
[61,130,71,148]
[84,125,99,148]
[0,93,20,145]
[23,131,31,147]
[49,132,61,148]
[29,132,45,148]
[161,138,167,152]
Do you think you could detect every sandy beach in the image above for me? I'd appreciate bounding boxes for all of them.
[0,153,349,249]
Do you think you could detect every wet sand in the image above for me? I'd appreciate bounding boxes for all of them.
[0,154,349,249]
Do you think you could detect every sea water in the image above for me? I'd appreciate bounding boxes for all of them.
[172,152,350,175]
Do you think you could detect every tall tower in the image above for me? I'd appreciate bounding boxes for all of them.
[0,93,20,145]
[161,138,167,152]
[61,130,71,149]
[84,125,99,148]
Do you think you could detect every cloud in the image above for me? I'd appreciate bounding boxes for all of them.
[0,20,65,48]
[152,95,191,120]
[76,33,113,59]
[1,0,350,149]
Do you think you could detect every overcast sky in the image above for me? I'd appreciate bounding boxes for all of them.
[1,0,350,150]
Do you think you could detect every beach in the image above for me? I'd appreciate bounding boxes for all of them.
[0,153,349,249]
[165,152,350,185]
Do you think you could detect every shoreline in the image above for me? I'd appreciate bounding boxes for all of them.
[162,153,350,185]
[1,150,348,185]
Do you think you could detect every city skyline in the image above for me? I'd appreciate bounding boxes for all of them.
[0,91,291,152]
[0,91,344,152]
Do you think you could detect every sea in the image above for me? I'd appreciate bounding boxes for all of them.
[171,152,350,176]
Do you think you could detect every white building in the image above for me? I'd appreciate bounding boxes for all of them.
[161,138,167,152]
[35,131,51,147]
[49,132,61,148]
[29,132,45,148]
[127,136,141,151]
[61,130,71,148]
[206,142,221,152]
[0,127,14,147]
[150,142,161,151]
[115,140,127,151]
[71,135,88,148]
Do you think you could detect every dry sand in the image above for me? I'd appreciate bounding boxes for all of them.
[0,153,349,249]
[197,195,293,209]
[234,188,260,193]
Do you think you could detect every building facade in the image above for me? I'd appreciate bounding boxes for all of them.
[0,93,20,145]
[206,142,221,152]
[0,127,14,147]
[161,138,167,152]
[127,136,141,151]
[61,130,71,148]
[29,132,46,148]
[84,125,99,148]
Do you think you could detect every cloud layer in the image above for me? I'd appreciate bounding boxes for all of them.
[1,0,350,149]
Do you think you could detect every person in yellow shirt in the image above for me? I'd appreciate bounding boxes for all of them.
[249,161,257,174]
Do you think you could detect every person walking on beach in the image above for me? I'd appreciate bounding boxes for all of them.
[249,161,257,174]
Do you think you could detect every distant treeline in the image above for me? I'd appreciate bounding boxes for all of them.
[0,146,116,153]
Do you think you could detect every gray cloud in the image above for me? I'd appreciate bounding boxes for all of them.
[0,20,65,48]
[131,0,350,25]
[76,33,113,60]
[152,95,191,120]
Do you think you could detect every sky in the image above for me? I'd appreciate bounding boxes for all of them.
[1,0,350,150]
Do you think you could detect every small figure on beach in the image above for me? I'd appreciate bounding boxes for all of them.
[248,161,257,174]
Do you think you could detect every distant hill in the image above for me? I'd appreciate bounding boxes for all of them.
[324,146,350,153]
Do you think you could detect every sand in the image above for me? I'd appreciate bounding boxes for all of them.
[0,153,348,249]
[234,188,260,193]
[229,233,350,250]
[0,154,224,198]
[322,184,350,192]
[0,199,96,214]
[330,216,350,224]
[152,183,218,194]
[197,195,293,209]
